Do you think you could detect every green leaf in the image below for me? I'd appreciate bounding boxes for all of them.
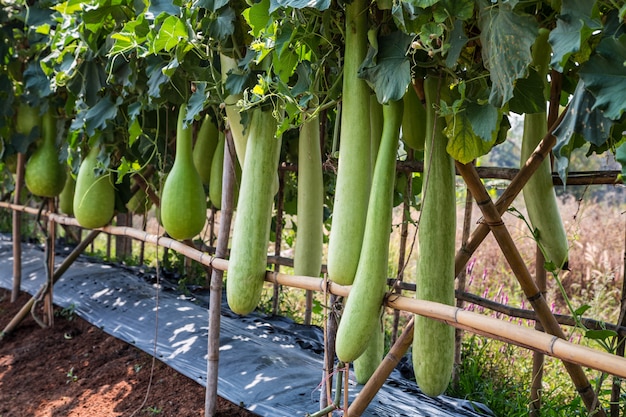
[84,96,122,136]
[574,304,591,316]
[478,1,537,107]
[206,6,236,40]
[243,0,270,38]
[152,15,188,53]
[128,118,142,148]
[148,0,180,18]
[432,0,473,23]
[585,329,618,341]
[445,113,496,164]
[409,0,439,7]
[553,79,612,183]
[509,69,547,115]
[445,19,468,69]
[358,31,412,104]
[146,58,170,99]
[185,83,206,125]
[549,0,601,72]
[269,0,330,13]
[465,101,498,143]
[579,35,626,121]
[196,0,229,12]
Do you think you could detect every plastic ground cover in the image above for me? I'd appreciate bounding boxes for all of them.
[0,235,494,417]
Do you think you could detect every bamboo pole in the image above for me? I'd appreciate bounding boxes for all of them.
[453,189,474,386]
[347,318,414,416]
[392,153,412,343]
[611,221,626,417]
[11,152,25,302]
[42,198,56,327]
[530,247,546,417]
[1,229,101,337]
[205,132,236,417]
[272,169,285,316]
[456,161,605,416]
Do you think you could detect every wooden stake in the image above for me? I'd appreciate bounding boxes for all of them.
[11,152,25,302]
[42,198,56,327]
[453,189,473,387]
[205,132,236,417]
[456,161,606,417]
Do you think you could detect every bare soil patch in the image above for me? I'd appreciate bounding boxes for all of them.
[0,288,258,417]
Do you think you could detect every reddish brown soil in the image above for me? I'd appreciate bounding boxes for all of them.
[0,288,258,417]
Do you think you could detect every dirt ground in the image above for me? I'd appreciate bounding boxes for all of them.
[0,288,259,417]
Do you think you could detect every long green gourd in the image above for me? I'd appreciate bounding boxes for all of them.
[326,0,372,286]
[226,109,282,315]
[161,106,207,240]
[353,321,384,384]
[335,99,403,363]
[521,28,568,269]
[25,110,67,198]
[193,114,219,186]
[293,114,324,278]
[208,132,225,209]
[73,143,115,229]
[412,75,456,397]
[401,83,427,151]
[59,174,75,215]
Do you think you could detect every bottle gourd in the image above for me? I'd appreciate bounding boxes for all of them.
[73,144,115,229]
[24,110,67,198]
[161,106,207,240]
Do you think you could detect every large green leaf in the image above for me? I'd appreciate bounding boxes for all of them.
[616,141,626,178]
[243,0,270,37]
[549,0,601,72]
[508,69,547,115]
[465,101,498,143]
[478,1,537,107]
[84,95,122,136]
[553,79,612,182]
[358,31,412,104]
[579,34,626,121]
[445,113,496,164]
[152,15,188,53]
[269,0,330,13]
[432,0,473,23]
[445,19,468,69]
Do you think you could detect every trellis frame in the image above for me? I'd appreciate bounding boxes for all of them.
[1,103,625,414]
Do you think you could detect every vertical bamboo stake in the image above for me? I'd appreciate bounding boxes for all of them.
[453,188,473,386]
[530,248,546,417]
[392,164,412,344]
[43,198,56,326]
[611,222,626,417]
[12,152,25,302]
[320,293,339,413]
[205,132,236,417]
[271,169,285,316]
[457,161,606,417]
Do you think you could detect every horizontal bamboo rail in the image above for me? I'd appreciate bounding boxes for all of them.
[2,201,626,381]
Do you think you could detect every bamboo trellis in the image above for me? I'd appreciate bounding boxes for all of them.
[1,197,625,408]
[2,103,625,415]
